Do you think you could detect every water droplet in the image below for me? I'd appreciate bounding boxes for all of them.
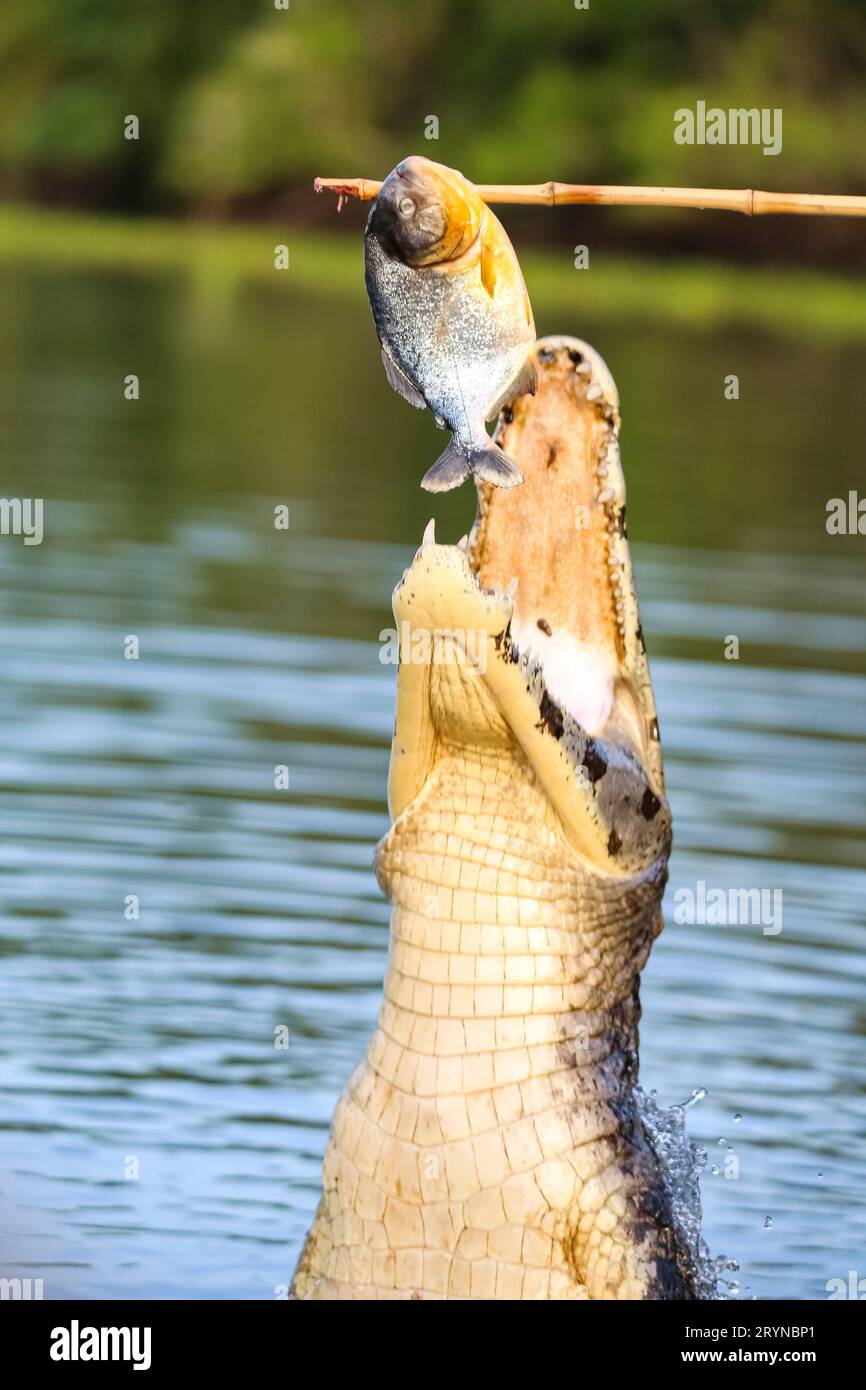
[733,1113,742,1122]
[636,1086,730,1297]
[711,1164,720,1175]
[817,1171,823,1179]
[763,1215,773,1229]
[718,1137,726,1146]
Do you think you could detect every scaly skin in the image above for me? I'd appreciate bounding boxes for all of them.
[292,338,696,1300]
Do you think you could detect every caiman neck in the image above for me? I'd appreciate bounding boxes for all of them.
[375,738,663,1090]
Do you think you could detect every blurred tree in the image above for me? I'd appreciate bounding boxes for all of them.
[0,0,863,220]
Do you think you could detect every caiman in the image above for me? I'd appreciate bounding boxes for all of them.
[291,336,696,1300]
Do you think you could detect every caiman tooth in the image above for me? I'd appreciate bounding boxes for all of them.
[505,577,519,600]
[456,534,469,552]
[422,517,436,547]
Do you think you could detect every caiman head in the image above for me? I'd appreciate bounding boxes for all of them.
[386,334,669,883]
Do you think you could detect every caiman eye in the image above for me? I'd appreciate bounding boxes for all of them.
[398,196,416,218]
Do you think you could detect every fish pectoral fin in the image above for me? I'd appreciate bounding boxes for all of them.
[480,233,498,298]
[488,357,539,420]
[380,343,427,410]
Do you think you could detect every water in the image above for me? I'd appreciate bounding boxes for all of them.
[0,255,864,1300]
[637,1087,737,1301]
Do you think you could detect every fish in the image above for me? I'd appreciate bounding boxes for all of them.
[363,155,538,492]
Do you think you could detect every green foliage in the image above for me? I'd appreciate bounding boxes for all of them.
[0,0,864,205]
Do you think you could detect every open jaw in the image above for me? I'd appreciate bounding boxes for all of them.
[388,335,669,878]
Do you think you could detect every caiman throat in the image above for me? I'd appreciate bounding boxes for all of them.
[292,336,696,1300]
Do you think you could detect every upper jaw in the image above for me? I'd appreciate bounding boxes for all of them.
[386,337,670,877]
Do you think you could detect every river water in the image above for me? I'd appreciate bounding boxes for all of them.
[0,257,864,1299]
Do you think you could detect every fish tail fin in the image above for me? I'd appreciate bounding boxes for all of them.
[421,437,473,493]
[421,437,525,493]
[469,439,524,490]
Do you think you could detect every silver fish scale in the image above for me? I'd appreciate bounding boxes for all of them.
[365,232,532,446]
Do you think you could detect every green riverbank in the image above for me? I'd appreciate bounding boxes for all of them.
[0,203,863,344]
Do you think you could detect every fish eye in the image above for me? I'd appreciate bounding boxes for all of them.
[398,196,416,218]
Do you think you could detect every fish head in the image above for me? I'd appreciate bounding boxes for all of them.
[367,156,484,267]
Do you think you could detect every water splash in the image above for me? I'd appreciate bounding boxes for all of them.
[637,1086,739,1300]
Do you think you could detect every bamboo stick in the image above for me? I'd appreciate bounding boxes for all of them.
[314,176,866,218]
